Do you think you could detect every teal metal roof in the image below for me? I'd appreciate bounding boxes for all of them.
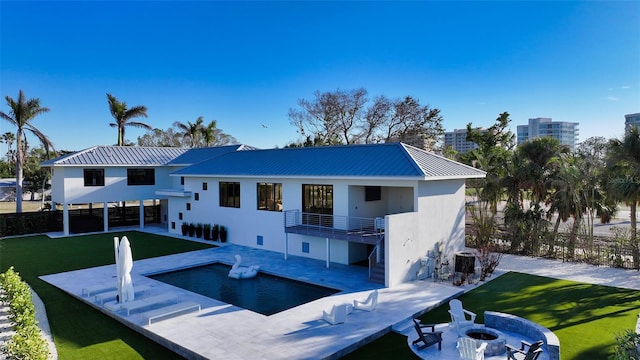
[173,143,486,180]
[41,146,188,166]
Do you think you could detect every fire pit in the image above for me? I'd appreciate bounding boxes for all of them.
[464,327,506,356]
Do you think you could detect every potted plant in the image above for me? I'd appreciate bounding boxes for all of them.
[181,222,188,236]
[219,225,227,243]
[212,224,219,242]
[203,224,211,240]
[188,223,195,237]
[195,223,203,238]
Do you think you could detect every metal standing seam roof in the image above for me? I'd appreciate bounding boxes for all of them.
[173,142,486,180]
[40,146,189,166]
[166,144,258,166]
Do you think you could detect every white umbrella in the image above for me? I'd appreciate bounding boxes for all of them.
[118,236,135,303]
[114,237,121,302]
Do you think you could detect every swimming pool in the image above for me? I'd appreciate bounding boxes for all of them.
[148,263,340,316]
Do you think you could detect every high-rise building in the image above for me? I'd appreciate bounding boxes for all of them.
[516,117,579,151]
[443,128,486,154]
[625,113,640,133]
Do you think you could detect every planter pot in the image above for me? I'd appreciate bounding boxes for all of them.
[188,224,195,237]
[203,227,211,240]
[219,226,227,243]
[195,226,203,238]
[212,225,219,242]
[181,224,188,236]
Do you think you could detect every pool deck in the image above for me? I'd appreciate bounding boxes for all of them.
[38,225,640,359]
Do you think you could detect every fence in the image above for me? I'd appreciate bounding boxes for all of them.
[0,204,161,237]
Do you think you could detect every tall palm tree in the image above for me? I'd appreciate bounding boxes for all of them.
[607,127,640,267]
[201,119,217,147]
[174,116,204,148]
[0,90,55,213]
[106,93,150,146]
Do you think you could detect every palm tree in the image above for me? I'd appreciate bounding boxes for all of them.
[106,93,150,146]
[174,116,204,147]
[606,127,640,267]
[201,119,217,147]
[0,90,55,213]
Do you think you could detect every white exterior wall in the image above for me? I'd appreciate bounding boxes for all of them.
[417,179,466,264]
[170,175,467,287]
[52,166,174,204]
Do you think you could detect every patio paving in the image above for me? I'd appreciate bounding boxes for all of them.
[36,225,640,359]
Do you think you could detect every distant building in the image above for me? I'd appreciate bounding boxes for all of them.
[444,128,486,154]
[516,117,579,151]
[625,113,640,133]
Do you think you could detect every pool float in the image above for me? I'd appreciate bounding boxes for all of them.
[228,254,260,279]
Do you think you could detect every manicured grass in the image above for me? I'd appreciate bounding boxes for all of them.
[0,231,214,360]
[344,272,640,360]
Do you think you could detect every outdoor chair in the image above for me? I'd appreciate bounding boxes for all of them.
[353,289,378,311]
[448,299,476,336]
[506,339,544,360]
[457,336,488,360]
[322,303,349,325]
[411,318,443,351]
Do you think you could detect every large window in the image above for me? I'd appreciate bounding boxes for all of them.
[84,169,104,186]
[257,183,282,211]
[220,182,240,208]
[127,168,155,186]
[302,184,333,226]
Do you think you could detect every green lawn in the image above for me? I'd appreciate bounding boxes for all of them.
[0,232,213,360]
[1,233,638,359]
[344,272,640,360]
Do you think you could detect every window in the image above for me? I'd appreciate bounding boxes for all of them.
[84,169,104,186]
[194,193,199,201]
[127,168,155,186]
[219,182,240,208]
[365,186,381,201]
[257,183,282,211]
[186,203,191,211]
[179,212,183,220]
[302,184,333,226]
[202,182,208,190]
[180,177,184,185]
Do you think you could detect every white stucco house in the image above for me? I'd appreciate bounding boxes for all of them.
[42,142,485,287]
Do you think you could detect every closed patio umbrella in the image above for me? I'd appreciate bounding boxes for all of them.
[118,236,135,303]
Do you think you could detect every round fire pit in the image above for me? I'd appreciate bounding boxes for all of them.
[464,327,506,356]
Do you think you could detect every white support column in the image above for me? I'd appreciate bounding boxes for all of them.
[139,200,144,230]
[63,203,69,236]
[103,202,109,233]
[284,233,289,260]
[325,237,330,268]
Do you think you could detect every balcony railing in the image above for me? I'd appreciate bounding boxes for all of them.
[284,210,384,245]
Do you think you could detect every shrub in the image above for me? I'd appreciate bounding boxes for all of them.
[0,267,50,360]
[613,330,640,360]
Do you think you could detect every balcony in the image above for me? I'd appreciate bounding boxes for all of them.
[284,210,384,245]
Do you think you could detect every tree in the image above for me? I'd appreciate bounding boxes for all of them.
[606,127,640,267]
[288,88,444,150]
[289,88,368,145]
[106,93,150,146]
[0,90,55,213]
[174,116,204,148]
[199,119,236,147]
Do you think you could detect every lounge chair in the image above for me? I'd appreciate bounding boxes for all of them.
[353,289,378,311]
[458,336,488,360]
[411,318,443,351]
[448,299,476,336]
[506,340,544,360]
[322,303,349,325]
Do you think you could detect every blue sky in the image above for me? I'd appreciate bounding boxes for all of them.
[1,1,639,152]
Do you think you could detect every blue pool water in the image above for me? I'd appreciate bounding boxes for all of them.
[148,263,339,316]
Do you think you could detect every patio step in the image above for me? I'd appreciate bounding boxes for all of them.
[369,262,385,284]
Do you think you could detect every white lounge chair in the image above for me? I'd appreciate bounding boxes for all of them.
[458,337,487,360]
[322,304,349,325]
[448,299,476,336]
[353,289,378,311]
